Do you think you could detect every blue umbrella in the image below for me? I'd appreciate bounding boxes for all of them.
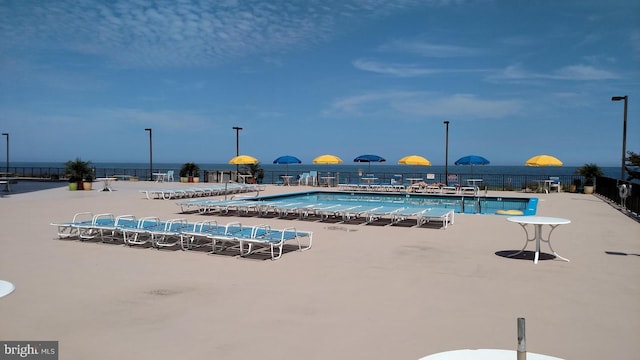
[454,155,490,166]
[354,154,386,172]
[454,155,490,176]
[273,155,302,175]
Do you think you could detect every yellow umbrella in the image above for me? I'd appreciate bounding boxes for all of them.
[229,155,259,165]
[398,155,431,166]
[525,155,563,167]
[312,154,343,164]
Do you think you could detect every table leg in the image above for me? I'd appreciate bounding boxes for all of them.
[540,224,570,262]
[508,223,535,259]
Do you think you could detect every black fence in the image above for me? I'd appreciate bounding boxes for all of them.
[595,176,639,218]
[4,166,586,192]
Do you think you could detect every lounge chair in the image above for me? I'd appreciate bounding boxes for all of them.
[50,212,95,239]
[150,218,191,248]
[417,208,455,229]
[236,224,313,260]
[361,205,405,224]
[549,177,561,193]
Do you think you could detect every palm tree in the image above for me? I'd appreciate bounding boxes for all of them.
[577,163,603,186]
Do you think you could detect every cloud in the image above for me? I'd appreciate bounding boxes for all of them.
[377,39,479,57]
[0,0,443,69]
[353,59,442,77]
[353,59,491,77]
[327,91,521,119]
[491,63,620,81]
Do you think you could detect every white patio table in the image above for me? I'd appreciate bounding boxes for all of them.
[506,216,571,264]
[419,349,563,360]
[0,280,15,298]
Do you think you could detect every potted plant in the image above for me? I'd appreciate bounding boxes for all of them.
[570,178,582,193]
[179,162,200,183]
[243,163,264,184]
[64,158,92,191]
[83,173,94,191]
[577,163,603,194]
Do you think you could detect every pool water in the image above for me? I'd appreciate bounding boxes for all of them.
[254,191,537,215]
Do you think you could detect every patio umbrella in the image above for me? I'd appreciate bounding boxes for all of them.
[398,155,431,179]
[229,155,259,165]
[525,154,563,192]
[229,154,259,183]
[454,155,490,176]
[398,155,431,166]
[313,154,343,181]
[273,155,302,176]
[312,154,343,165]
[353,154,386,172]
[525,154,563,167]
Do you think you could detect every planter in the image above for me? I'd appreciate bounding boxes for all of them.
[68,182,78,191]
[192,177,200,183]
[83,182,93,191]
[180,177,188,183]
[570,185,577,193]
[583,185,594,194]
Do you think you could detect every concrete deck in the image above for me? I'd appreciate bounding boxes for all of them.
[0,181,638,359]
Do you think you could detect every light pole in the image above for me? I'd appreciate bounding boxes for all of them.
[145,128,152,181]
[611,96,628,180]
[232,126,243,181]
[2,133,8,192]
[443,121,449,185]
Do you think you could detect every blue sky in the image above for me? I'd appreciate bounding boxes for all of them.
[1,0,638,166]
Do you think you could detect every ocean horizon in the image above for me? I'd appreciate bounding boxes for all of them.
[7,161,623,179]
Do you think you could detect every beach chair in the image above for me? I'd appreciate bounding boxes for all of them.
[50,212,95,239]
[417,208,455,229]
[121,217,163,246]
[361,205,405,224]
[309,171,318,186]
[236,225,313,260]
[150,218,191,248]
[549,177,561,193]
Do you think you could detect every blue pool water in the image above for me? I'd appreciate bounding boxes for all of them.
[253,191,538,215]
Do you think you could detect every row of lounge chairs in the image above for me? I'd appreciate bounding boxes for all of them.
[50,212,312,260]
[176,199,455,229]
[140,183,265,200]
[336,182,482,196]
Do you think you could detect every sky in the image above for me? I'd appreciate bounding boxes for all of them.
[1,0,638,167]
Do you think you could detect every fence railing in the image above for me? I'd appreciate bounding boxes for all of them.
[595,176,639,217]
[3,166,586,192]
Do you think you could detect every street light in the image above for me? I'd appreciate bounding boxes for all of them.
[232,126,243,181]
[611,96,628,180]
[2,133,8,192]
[443,121,450,185]
[145,128,152,181]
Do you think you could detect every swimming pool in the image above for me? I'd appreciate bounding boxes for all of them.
[252,191,537,215]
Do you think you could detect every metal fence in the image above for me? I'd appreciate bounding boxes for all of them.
[3,166,585,192]
[594,176,639,217]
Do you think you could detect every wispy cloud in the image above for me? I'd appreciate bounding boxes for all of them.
[353,59,442,77]
[353,59,490,77]
[327,91,521,119]
[0,0,440,69]
[491,63,620,81]
[377,39,480,57]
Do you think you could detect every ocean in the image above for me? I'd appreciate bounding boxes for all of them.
[7,161,623,180]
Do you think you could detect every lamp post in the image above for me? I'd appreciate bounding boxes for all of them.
[145,128,152,181]
[232,126,243,181]
[2,133,8,192]
[611,96,628,180]
[443,121,449,185]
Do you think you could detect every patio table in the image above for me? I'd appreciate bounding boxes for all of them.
[506,216,571,264]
